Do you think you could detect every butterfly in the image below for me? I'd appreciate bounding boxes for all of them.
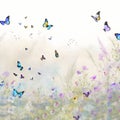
[24,25,28,29]
[73,115,80,120]
[13,73,18,76]
[0,81,4,87]
[30,77,33,80]
[43,18,53,30]
[83,91,90,97]
[17,61,23,71]
[0,16,10,25]
[55,50,59,58]
[91,11,100,22]
[103,21,111,32]
[12,89,24,98]
[20,74,24,79]
[31,25,34,28]
[38,72,41,75]
[18,23,22,25]
[25,48,28,50]
[28,67,31,70]
[115,33,120,40]
[24,16,27,19]
[48,36,52,40]
[40,55,46,61]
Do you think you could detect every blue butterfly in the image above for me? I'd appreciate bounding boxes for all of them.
[0,16,10,25]
[0,81,4,87]
[103,21,111,32]
[43,18,53,30]
[91,11,100,22]
[12,89,24,98]
[17,61,23,71]
[115,33,120,40]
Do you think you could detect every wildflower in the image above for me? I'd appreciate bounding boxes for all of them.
[82,66,88,70]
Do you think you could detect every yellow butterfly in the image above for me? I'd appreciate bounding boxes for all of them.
[91,11,101,22]
[43,18,53,30]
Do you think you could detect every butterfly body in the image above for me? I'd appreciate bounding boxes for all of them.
[91,11,100,22]
[115,33,120,40]
[17,61,23,71]
[103,21,111,32]
[12,89,24,98]
[43,18,53,30]
[0,16,10,25]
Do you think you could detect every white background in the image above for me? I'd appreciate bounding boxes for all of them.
[0,0,120,48]
[0,0,120,93]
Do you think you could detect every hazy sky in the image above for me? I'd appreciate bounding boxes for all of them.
[0,0,120,48]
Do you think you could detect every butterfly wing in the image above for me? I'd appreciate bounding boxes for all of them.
[103,22,111,32]
[41,55,46,60]
[91,11,100,22]
[0,21,5,25]
[0,81,4,87]
[115,33,120,40]
[17,61,21,67]
[5,16,10,25]
[20,66,23,71]
[91,16,97,22]
[47,25,53,30]
[73,116,77,120]
[18,91,24,98]
[96,11,100,15]
[17,61,23,70]
[20,74,24,79]
[12,89,18,97]
[73,115,80,120]
[43,18,48,27]
[83,92,90,97]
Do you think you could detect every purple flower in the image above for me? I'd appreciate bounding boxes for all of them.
[98,39,108,55]
[99,53,104,60]
[59,93,64,98]
[2,71,10,77]
[82,66,88,70]
[90,75,96,80]
[76,70,81,75]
